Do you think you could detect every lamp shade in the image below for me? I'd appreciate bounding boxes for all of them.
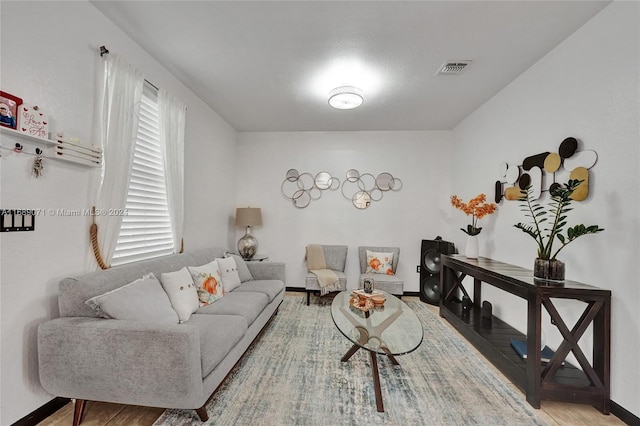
[235,208,262,227]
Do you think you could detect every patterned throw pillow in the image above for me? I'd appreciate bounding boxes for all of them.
[159,267,200,322]
[365,250,395,275]
[188,260,224,306]
[216,257,242,293]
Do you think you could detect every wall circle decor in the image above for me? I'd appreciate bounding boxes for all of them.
[341,169,402,209]
[281,169,340,208]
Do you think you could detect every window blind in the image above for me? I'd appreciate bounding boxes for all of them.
[111,84,175,266]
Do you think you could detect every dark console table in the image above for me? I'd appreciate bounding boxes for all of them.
[440,255,610,414]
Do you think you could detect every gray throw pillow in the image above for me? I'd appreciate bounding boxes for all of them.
[85,273,179,324]
[228,253,253,283]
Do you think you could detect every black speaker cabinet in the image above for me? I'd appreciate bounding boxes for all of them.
[420,238,455,305]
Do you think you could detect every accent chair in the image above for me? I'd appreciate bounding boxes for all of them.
[305,244,348,305]
[358,246,403,296]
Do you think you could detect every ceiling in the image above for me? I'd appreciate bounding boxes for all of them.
[91,1,610,132]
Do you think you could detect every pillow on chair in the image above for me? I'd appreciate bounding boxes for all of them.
[365,250,395,275]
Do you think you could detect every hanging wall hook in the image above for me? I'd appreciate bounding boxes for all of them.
[35,148,42,155]
[13,143,23,153]
[99,45,109,57]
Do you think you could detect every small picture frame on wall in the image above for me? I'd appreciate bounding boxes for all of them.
[0,91,22,130]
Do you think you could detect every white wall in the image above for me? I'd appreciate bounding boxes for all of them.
[236,131,454,292]
[0,2,236,424]
[452,1,639,417]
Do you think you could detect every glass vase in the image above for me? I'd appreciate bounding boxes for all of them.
[533,258,565,282]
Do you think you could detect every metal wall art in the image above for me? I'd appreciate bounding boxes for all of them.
[281,169,340,208]
[496,137,597,203]
[341,169,402,209]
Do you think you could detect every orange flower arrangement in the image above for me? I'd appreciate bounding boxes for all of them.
[451,193,497,236]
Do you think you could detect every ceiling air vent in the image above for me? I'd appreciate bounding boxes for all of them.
[436,60,471,75]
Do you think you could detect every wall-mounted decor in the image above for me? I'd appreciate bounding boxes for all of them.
[281,169,340,208]
[495,137,597,203]
[341,169,402,209]
[18,104,49,139]
[0,91,22,130]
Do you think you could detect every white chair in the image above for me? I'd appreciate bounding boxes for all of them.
[305,244,348,305]
[358,246,403,296]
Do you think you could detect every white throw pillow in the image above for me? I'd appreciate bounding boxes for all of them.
[227,253,253,283]
[216,257,242,292]
[365,250,395,275]
[85,273,179,324]
[159,267,200,322]
[188,260,224,306]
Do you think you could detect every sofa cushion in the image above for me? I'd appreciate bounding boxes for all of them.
[216,257,242,292]
[184,314,247,378]
[359,273,403,295]
[232,280,284,303]
[159,267,200,322]
[365,250,395,275]
[227,253,253,283]
[195,292,268,326]
[85,274,179,324]
[59,247,228,318]
[188,260,224,306]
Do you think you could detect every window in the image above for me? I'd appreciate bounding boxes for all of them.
[111,83,174,266]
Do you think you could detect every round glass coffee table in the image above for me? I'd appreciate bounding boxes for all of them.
[330,290,423,412]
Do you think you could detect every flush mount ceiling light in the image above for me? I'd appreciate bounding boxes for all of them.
[328,85,364,110]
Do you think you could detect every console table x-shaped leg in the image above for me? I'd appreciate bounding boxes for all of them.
[529,292,610,414]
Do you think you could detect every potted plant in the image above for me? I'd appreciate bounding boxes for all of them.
[515,179,604,281]
[451,193,497,259]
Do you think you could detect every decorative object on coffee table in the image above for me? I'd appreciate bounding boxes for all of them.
[235,207,262,260]
[451,193,497,259]
[515,180,604,282]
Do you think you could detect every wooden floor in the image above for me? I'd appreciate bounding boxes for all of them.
[37,294,626,426]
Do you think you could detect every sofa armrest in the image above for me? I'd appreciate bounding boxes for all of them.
[247,261,285,283]
[38,317,204,408]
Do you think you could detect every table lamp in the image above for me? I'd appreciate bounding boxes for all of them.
[235,207,262,260]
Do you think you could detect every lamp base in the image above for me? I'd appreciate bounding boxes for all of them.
[238,227,258,260]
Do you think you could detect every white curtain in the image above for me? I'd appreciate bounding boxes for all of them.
[95,53,144,266]
[158,89,186,253]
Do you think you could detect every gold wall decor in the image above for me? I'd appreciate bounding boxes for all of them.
[496,137,597,203]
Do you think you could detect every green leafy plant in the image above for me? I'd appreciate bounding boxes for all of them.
[514,179,604,260]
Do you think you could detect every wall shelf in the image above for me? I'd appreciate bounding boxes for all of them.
[0,126,56,147]
[1,126,101,168]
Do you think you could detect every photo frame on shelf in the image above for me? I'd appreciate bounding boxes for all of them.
[0,91,22,130]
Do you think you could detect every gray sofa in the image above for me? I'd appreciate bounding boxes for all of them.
[37,247,285,425]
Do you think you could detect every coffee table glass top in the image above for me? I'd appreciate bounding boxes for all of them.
[331,290,423,356]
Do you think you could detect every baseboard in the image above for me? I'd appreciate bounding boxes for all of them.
[611,400,640,426]
[286,287,420,298]
[11,397,70,426]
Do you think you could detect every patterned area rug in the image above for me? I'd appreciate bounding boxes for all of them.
[154,296,546,425]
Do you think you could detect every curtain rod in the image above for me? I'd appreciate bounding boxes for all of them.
[99,45,159,91]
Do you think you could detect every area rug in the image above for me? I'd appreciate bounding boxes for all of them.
[153,296,546,425]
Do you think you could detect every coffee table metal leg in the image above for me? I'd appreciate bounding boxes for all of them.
[341,344,361,362]
[381,345,400,365]
[370,351,384,412]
